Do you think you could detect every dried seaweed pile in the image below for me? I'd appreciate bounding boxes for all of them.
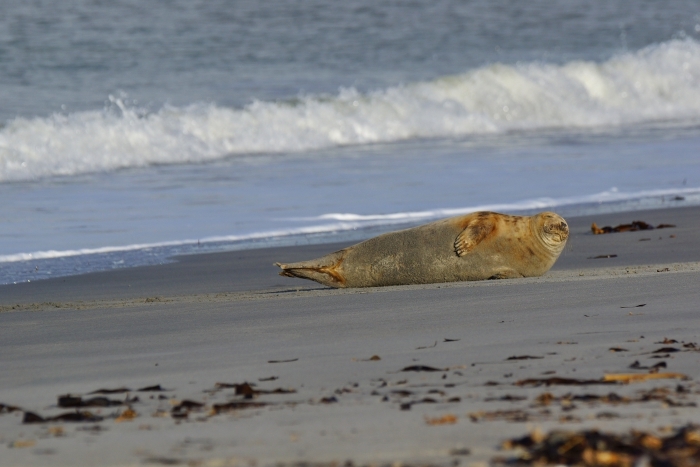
[12,380,301,425]
[591,221,676,235]
[495,425,700,467]
[476,338,700,466]
[1,335,699,465]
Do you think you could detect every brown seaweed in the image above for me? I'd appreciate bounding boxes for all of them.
[138,384,167,392]
[0,403,21,413]
[213,382,295,397]
[58,395,126,408]
[591,221,676,234]
[171,400,205,419]
[353,355,382,362]
[400,365,446,372]
[602,372,689,383]
[115,408,138,422]
[143,457,185,465]
[532,389,695,409]
[515,377,617,387]
[416,341,438,349]
[653,347,681,353]
[210,401,268,414]
[88,385,167,394]
[496,425,700,467]
[629,360,667,370]
[88,387,131,394]
[23,410,104,424]
[425,413,458,425]
[484,395,528,402]
[470,409,551,423]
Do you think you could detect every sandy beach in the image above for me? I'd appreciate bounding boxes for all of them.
[1,205,700,467]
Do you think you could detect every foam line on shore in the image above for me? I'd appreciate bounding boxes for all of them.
[1,187,698,265]
[290,187,700,223]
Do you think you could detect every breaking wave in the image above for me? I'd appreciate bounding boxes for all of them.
[2,39,700,181]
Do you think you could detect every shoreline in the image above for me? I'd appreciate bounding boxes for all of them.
[1,204,699,466]
[2,204,699,305]
[1,190,698,287]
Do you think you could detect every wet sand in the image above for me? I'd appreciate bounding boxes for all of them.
[1,205,699,466]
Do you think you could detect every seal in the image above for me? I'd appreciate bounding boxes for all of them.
[275,211,568,288]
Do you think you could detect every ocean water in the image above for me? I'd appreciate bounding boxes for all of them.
[2,0,700,284]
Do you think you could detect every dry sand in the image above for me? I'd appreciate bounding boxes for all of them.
[1,205,699,466]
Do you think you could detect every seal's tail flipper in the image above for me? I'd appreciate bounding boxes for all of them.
[274,251,346,288]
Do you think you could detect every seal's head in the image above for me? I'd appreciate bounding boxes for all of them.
[532,212,569,252]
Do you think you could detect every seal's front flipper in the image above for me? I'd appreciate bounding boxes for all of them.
[275,251,347,288]
[454,218,494,257]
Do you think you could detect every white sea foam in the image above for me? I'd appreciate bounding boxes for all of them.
[295,188,700,222]
[2,187,698,264]
[2,39,700,182]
